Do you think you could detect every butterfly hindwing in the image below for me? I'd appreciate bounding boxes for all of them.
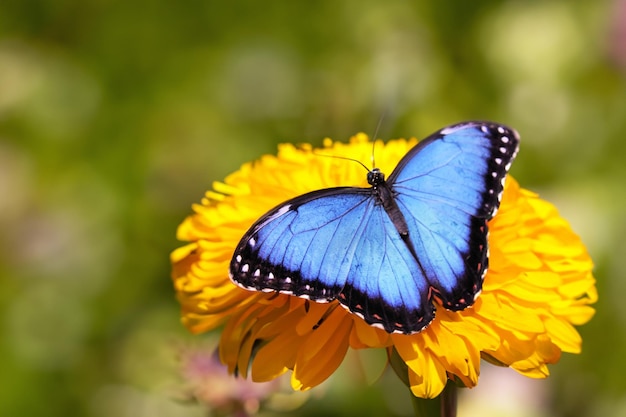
[337,204,434,333]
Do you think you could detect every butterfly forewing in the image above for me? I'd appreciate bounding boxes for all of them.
[230,188,370,300]
[388,122,519,310]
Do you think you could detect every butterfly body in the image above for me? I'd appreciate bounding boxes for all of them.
[368,168,410,236]
[230,122,520,334]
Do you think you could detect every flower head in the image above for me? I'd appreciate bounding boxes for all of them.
[171,133,596,399]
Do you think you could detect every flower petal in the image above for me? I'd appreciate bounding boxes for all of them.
[291,307,353,389]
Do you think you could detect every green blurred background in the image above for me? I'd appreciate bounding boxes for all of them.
[1,0,624,416]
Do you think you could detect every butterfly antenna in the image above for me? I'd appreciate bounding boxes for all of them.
[310,148,370,173]
[370,112,386,168]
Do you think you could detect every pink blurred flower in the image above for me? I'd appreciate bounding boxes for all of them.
[609,0,626,69]
[179,346,282,416]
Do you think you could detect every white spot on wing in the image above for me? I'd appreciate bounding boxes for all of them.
[309,296,331,303]
[256,204,293,230]
[440,123,474,135]
[370,322,386,331]
[275,204,291,216]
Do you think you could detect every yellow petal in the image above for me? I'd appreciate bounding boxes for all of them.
[291,307,353,390]
[407,349,447,399]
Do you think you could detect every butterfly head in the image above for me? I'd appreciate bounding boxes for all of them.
[367,168,385,187]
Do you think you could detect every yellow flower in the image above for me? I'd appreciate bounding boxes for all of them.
[171,133,597,399]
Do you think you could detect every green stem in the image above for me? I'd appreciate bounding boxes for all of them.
[440,381,457,417]
[410,393,440,417]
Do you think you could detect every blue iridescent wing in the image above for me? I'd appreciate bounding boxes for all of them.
[387,121,519,311]
[230,121,520,334]
[229,188,435,333]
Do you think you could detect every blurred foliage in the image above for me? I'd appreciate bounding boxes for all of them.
[1,0,625,416]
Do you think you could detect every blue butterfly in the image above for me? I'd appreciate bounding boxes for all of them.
[229,121,519,334]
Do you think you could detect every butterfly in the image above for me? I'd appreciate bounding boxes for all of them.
[229,121,520,334]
